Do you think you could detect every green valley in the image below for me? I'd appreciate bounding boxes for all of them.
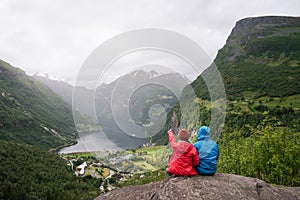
[1,15,299,200]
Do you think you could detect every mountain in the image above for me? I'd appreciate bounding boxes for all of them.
[192,16,300,100]
[93,69,190,149]
[95,173,300,200]
[151,16,300,187]
[153,16,300,142]
[0,59,77,150]
[33,74,97,119]
[33,73,74,106]
[34,69,189,149]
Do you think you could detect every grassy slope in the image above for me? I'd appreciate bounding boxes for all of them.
[153,16,300,144]
[192,17,300,100]
[0,59,77,150]
[96,146,171,173]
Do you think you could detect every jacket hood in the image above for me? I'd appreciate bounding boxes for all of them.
[198,126,210,140]
[175,141,193,154]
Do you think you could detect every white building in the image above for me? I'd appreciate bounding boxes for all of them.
[77,162,87,175]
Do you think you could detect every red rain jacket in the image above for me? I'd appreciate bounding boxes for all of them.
[168,130,200,176]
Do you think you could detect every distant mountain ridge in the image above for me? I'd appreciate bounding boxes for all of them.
[0,59,77,150]
[34,69,189,112]
[33,73,74,105]
[35,70,189,149]
[92,69,189,149]
[33,73,94,119]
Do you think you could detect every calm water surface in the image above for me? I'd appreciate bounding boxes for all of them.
[58,131,119,153]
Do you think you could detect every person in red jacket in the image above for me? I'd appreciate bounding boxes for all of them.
[167,129,200,176]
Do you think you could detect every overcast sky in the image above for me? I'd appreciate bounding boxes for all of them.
[0,0,299,84]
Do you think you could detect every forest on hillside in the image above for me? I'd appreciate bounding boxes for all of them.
[0,140,100,200]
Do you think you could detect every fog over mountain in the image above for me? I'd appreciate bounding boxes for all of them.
[0,0,299,84]
[35,69,190,149]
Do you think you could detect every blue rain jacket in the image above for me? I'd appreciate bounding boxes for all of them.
[194,126,219,175]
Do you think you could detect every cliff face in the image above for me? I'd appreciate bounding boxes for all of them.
[191,16,300,100]
[227,16,299,43]
[224,16,300,61]
[95,173,300,200]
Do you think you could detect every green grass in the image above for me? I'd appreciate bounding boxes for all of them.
[252,94,300,109]
[242,91,260,100]
[126,146,169,173]
[88,166,110,178]
[102,168,110,178]
[132,161,157,171]
[282,94,300,108]
[96,146,169,174]
[63,152,96,159]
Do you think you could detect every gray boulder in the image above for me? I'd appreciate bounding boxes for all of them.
[95,173,299,200]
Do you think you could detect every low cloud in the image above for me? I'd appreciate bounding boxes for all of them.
[0,0,299,83]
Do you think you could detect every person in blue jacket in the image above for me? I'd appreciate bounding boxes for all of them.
[194,126,219,175]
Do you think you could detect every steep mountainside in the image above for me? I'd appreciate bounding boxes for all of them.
[0,59,77,150]
[33,74,94,118]
[153,16,300,144]
[151,16,300,187]
[192,16,300,100]
[0,140,100,200]
[93,69,188,149]
[33,74,74,106]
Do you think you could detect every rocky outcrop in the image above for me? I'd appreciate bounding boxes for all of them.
[95,173,300,200]
[226,16,300,45]
[223,16,300,60]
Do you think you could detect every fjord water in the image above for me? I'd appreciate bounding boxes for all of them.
[58,131,119,153]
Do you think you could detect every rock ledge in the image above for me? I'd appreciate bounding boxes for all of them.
[95,173,299,200]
